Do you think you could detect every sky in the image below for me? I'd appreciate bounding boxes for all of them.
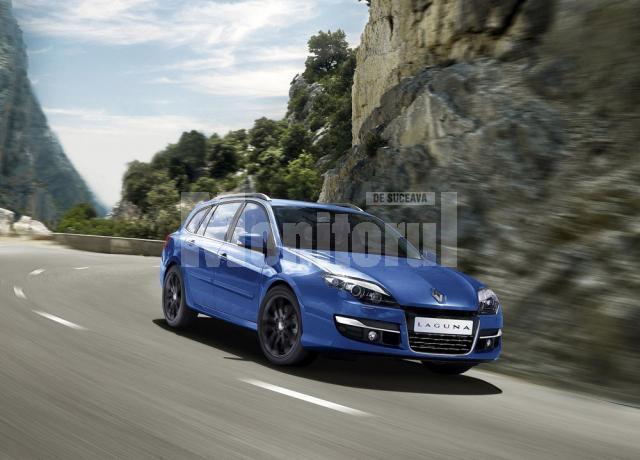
[12,0,369,208]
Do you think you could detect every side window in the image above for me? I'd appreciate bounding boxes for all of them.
[185,206,210,233]
[230,203,270,244]
[204,202,242,240]
[197,206,216,235]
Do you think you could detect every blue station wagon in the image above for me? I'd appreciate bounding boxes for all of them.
[161,193,502,373]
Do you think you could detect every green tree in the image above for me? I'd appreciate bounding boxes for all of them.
[208,137,239,178]
[147,178,181,238]
[56,203,97,233]
[281,122,312,163]
[222,129,250,168]
[283,153,322,201]
[308,51,356,162]
[189,176,220,195]
[303,30,350,82]
[224,129,249,149]
[253,147,287,197]
[248,118,286,161]
[171,130,207,185]
[122,161,157,212]
[287,86,310,122]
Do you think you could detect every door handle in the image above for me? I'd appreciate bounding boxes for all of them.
[220,252,228,260]
[186,239,195,245]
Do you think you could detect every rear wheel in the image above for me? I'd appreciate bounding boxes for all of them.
[258,286,315,366]
[422,362,475,375]
[163,265,196,328]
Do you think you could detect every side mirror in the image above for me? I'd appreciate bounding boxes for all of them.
[238,232,267,254]
[423,249,438,263]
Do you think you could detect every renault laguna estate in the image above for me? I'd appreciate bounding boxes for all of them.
[160,193,502,374]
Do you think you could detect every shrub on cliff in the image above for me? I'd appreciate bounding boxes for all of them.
[303,30,351,83]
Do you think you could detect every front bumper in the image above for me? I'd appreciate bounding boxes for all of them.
[300,294,502,362]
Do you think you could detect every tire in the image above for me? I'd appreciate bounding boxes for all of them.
[422,362,475,375]
[258,285,315,366]
[162,265,197,328]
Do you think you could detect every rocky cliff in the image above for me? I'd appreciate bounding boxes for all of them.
[0,0,97,222]
[322,0,640,400]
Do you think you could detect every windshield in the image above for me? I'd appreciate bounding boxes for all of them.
[272,206,422,259]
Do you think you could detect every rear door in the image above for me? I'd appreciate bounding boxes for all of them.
[195,201,243,312]
[181,205,211,307]
[214,202,272,322]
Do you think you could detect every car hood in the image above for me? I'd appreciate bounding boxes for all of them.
[290,249,482,310]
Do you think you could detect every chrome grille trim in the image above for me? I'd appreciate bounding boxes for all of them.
[408,332,475,354]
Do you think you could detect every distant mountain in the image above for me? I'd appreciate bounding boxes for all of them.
[0,0,102,222]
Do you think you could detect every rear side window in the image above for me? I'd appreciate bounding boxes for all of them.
[185,206,210,233]
[204,202,242,240]
[230,203,270,244]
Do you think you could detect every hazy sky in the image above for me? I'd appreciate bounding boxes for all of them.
[13,0,369,207]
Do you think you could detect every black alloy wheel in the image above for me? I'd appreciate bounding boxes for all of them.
[258,286,315,366]
[162,265,196,328]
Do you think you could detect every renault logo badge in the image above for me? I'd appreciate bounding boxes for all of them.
[431,288,445,304]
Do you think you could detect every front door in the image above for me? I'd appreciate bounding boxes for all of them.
[195,201,243,312]
[213,203,271,322]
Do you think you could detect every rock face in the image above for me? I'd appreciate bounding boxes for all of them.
[287,75,325,131]
[0,0,98,223]
[0,206,13,234]
[322,0,640,400]
[12,214,50,236]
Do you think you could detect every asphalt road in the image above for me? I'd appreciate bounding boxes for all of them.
[1,239,638,459]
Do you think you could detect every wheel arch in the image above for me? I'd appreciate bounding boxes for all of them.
[163,256,182,280]
[260,277,304,312]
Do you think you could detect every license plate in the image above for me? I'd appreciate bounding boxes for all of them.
[414,317,473,335]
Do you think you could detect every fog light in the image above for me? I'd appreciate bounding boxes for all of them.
[485,338,493,348]
[367,330,378,342]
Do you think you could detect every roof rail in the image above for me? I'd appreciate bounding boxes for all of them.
[215,192,271,201]
[327,202,364,212]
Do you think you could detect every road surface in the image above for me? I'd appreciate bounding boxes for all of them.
[0,239,638,459]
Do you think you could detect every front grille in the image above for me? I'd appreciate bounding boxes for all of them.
[408,332,475,354]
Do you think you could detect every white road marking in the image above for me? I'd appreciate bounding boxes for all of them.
[240,378,371,417]
[13,286,27,299]
[32,311,85,330]
[152,265,160,268]
[73,266,89,270]
[29,268,46,276]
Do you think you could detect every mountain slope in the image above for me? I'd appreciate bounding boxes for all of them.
[0,0,99,222]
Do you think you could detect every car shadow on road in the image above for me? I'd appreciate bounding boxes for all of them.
[153,317,502,396]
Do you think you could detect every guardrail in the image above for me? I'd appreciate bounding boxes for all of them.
[51,233,164,257]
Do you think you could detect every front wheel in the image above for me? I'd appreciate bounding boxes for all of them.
[258,286,315,366]
[163,265,197,328]
[422,362,475,375]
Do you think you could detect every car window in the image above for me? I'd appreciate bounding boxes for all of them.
[185,206,210,234]
[272,206,422,259]
[197,205,216,235]
[230,203,270,244]
[204,202,242,240]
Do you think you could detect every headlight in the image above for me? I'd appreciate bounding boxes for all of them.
[322,274,397,306]
[478,288,500,314]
